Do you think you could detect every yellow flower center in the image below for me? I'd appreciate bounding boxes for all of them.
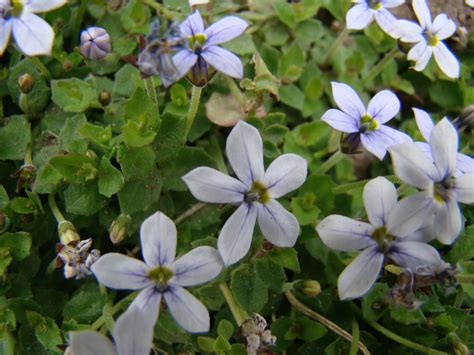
[245,181,271,204]
[147,265,173,291]
[433,177,454,204]
[371,226,396,252]
[428,34,440,47]
[359,113,379,133]
[188,33,208,50]
[11,0,23,17]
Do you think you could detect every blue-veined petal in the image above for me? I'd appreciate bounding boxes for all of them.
[140,212,177,267]
[454,173,474,204]
[456,154,474,175]
[433,196,462,244]
[413,108,434,142]
[330,82,366,118]
[204,16,248,46]
[392,20,423,42]
[430,118,458,179]
[114,306,154,355]
[201,45,244,78]
[23,0,67,12]
[346,4,374,30]
[321,109,359,133]
[363,176,398,228]
[69,331,116,355]
[374,7,398,35]
[380,0,405,8]
[433,42,460,79]
[264,154,307,199]
[180,10,204,36]
[129,287,162,329]
[257,199,300,247]
[367,90,400,124]
[12,13,54,55]
[361,131,388,160]
[431,14,456,40]
[412,0,432,28]
[388,241,441,270]
[0,20,12,55]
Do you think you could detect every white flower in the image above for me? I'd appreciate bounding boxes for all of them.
[91,211,223,333]
[346,0,405,35]
[413,108,474,176]
[69,306,153,355]
[392,0,460,78]
[389,118,474,245]
[467,0,474,7]
[182,121,307,266]
[0,0,67,56]
[189,0,209,6]
[316,177,442,300]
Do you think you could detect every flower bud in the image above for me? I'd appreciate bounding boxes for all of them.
[99,90,111,106]
[58,221,80,245]
[340,132,362,155]
[300,280,321,298]
[109,214,132,244]
[452,105,474,133]
[18,73,34,94]
[448,333,468,355]
[80,27,111,60]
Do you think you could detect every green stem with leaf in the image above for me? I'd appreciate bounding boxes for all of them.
[144,77,160,119]
[317,150,345,174]
[219,282,248,326]
[28,56,51,80]
[362,47,398,84]
[321,27,349,67]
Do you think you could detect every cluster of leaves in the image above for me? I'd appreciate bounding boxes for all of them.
[0,0,473,354]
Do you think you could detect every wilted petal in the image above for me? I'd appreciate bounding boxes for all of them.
[433,42,460,79]
[218,203,257,266]
[91,253,151,290]
[388,241,441,270]
[201,45,243,78]
[374,8,399,34]
[386,191,436,237]
[412,0,432,28]
[257,200,300,247]
[204,16,248,46]
[361,131,388,160]
[226,121,264,187]
[180,10,204,36]
[456,154,474,174]
[433,197,462,244]
[381,0,405,8]
[12,13,54,56]
[346,4,374,30]
[392,20,423,42]
[316,215,375,252]
[164,286,210,333]
[389,143,437,189]
[182,167,246,204]
[363,176,398,228]
[0,20,12,55]
[454,173,474,204]
[367,90,400,124]
[23,0,67,12]
[69,331,116,355]
[140,212,177,267]
[264,154,308,199]
[321,109,359,133]
[330,82,366,118]
[431,14,456,40]
[170,246,223,287]
[413,108,434,142]
[430,118,458,179]
[338,246,384,300]
[113,306,154,355]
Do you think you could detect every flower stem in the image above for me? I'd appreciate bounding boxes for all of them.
[362,47,398,84]
[48,192,65,223]
[321,27,349,67]
[91,291,139,331]
[28,56,51,81]
[73,0,90,46]
[144,76,160,119]
[285,291,371,355]
[24,143,33,166]
[317,150,345,174]
[349,319,360,355]
[219,282,248,326]
[185,86,202,137]
[174,202,206,225]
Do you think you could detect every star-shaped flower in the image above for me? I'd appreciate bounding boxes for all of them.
[0,0,67,56]
[392,0,460,78]
[389,118,474,244]
[316,177,442,300]
[68,306,153,355]
[182,121,307,266]
[321,82,412,160]
[346,0,405,35]
[91,211,223,333]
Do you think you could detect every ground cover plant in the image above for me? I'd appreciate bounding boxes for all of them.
[0,0,473,354]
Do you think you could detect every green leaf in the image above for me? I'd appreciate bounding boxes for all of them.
[59,114,89,153]
[154,111,186,165]
[429,81,463,109]
[49,153,97,184]
[64,183,106,216]
[113,64,143,97]
[390,305,426,325]
[361,283,388,322]
[124,87,161,130]
[268,248,300,272]
[118,178,161,215]
[0,325,15,355]
[79,123,113,145]
[197,336,216,352]
[123,120,157,147]
[217,319,234,340]
[117,145,156,181]
[10,197,37,214]
[446,226,474,263]
[278,43,305,83]
[214,335,232,352]
[26,311,62,353]
[0,233,32,260]
[0,249,13,276]
[98,157,124,197]
[273,0,297,28]
[51,78,97,112]
[231,266,268,313]
[255,257,286,292]
[0,116,31,161]
[0,185,9,208]
[63,283,107,323]
[285,316,327,341]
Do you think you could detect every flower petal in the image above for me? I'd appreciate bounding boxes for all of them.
[23,0,67,12]
[129,287,162,328]
[0,20,12,55]
[69,331,116,355]
[346,4,374,30]
[91,253,151,290]
[218,203,257,266]
[430,118,458,179]
[257,200,300,247]
[413,108,434,142]
[367,90,400,124]
[361,131,389,160]
[204,16,248,46]
[164,286,210,333]
[264,154,308,199]
[166,49,198,86]
[392,20,424,42]
[338,246,384,300]
[389,142,437,189]
[433,42,460,79]
[412,0,432,28]
[201,45,244,79]
[170,246,223,287]
[376,125,413,148]
[330,82,366,118]
[113,306,154,355]
[180,10,204,36]
[374,8,399,35]
[381,0,405,8]
[140,211,177,267]
[321,109,359,133]
[226,120,264,187]
[411,43,433,72]
[454,173,474,204]
[433,197,462,244]
[456,154,474,175]
[316,215,376,252]
[363,176,398,228]
[402,221,435,242]
[386,191,437,237]
[388,241,441,270]
[182,167,246,204]
[12,13,54,56]
[431,14,456,40]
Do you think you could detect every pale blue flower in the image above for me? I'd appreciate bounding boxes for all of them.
[316,177,442,300]
[183,121,307,266]
[346,0,404,35]
[321,82,412,160]
[0,0,66,56]
[91,211,223,333]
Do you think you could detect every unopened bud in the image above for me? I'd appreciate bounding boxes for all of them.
[18,73,34,94]
[340,132,362,155]
[58,221,80,245]
[448,333,468,355]
[80,27,111,60]
[109,214,131,244]
[85,150,98,162]
[301,280,321,298]
[452,105,474,133]
[99,90,111,106]
[241,314,267,337]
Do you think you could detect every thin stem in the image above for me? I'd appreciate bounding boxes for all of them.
[48,192,65,223]
[174,202,206,225]
[285,291,371,355]
[317,150,345,174]
[362,47,398,84]
[28,56,51,80]
[144,77,160,119]
[24,143,33,166]
[91,291,139,331]
[185,86,202,137]
[349,319,360,355]
[321,27,349,67]
[219,283,248,326]
[73,0,90,46]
